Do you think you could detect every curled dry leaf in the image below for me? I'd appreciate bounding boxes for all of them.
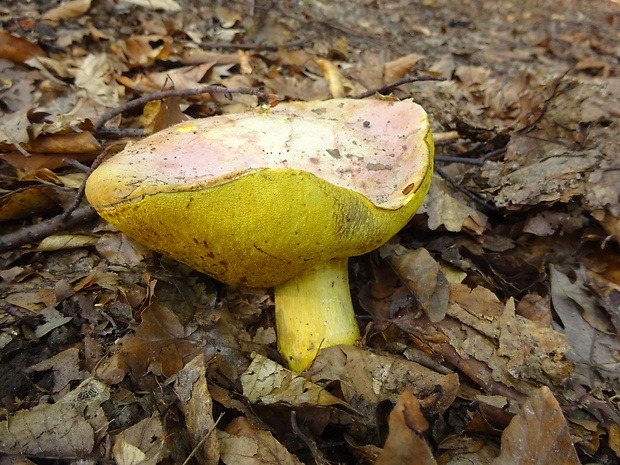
[112,415,167,465]
[121,0,182,12]
[41,0,91,25]
[492,386,581,465]
[420,176,488,233]
[118,302,205,379]
[218,417,303,465]
[388,246,449,323]
[0,404,94,457]
[35,234,99,252]
[375,389,436,465]
[0,185,64,222]
[173,355,219,465]
[316,58,347,98]
[310,345,459,421]
[444,285,572,392]
[0,31,45,65]
[24,347,82,392]
[0,378,109,458]
[241,353,353,410]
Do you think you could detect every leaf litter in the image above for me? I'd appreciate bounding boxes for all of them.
[1,0,620,463]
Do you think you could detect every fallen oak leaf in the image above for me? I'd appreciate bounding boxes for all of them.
[172,355,219,465]
[492,386,581,465]
[241,352,354,410]
[375,388,437,465]
[383,245,449,323]
[218,416,304,465]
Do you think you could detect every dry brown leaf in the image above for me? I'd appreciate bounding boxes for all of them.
[420,176,488,233]
[117,35,170,68]
[445,285,572,390]
[74,54,119,108]
[387,246,449,323]
[0,379,109,461]
[41,0,91,25]
[22,130,101,154]
[35,235,99,252]
[492,386,581,465]
[241,353,353,410]
[0,152,97,172]
[550,266,620,385]
[0,185,64,222]
[112,415,167,465]
[0,31,45,65]
[4,289,58,314]
[375,389,436,465]
[141,97,187,134]
[455,65,492,88]
[24,347,81,392]
[173,355,219,465]
[383,53,425,83]
[142,62,215,91]
[316,58,347,98]
[310,345,459,420]
[218,416,303,465]
[121,0,181,12]
[95,233,149,267]
[0,404,93,457]
[119,302,204,379]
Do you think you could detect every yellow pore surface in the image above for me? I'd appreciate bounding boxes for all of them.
[93,166,432,287]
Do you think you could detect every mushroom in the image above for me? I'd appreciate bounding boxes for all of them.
[85,98,434,372]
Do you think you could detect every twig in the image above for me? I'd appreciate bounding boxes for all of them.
[291,411,327,465]
[60,146,120,221]
[181,413,224,465]
[353,75,446,99]
[201,38,306,51]
[0,128,33,157]
[94,86,277,133]
[435,166,500,212]
[435,147,507,166]
[0,205,98,253]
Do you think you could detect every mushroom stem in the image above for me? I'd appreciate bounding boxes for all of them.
[274,258,361,372]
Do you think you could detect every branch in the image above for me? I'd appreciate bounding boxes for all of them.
[0,205,99,254]
[353,75,446,99]
[94,86,278,133]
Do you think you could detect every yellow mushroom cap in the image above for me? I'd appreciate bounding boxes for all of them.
[86,99,433,287]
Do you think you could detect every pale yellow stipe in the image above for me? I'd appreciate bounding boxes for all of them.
[274,258,360,373]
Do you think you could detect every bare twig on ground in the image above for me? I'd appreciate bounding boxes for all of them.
[0,205,98,254]
[60,146,119,221]
[201,39,306,51]
[435,166,500,212]
[353,75,446,99]
[435,147,507,166]
[94,86,277,134]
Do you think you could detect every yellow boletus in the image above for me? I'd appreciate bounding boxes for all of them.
[86,98,434,372]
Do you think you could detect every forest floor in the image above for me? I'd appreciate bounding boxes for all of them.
[1,0,620,464]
